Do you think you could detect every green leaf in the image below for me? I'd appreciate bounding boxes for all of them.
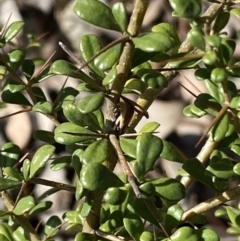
[139,182,155,198]
[226,206,240,226]
[123,213,144,241]
[50,156,71,171]
[82,139,108,164]
[151,177,185,203]
[75,178,84,201]
[13,196,35,215]
[50,60,102,91]
[0,177,21,191]
[134,134,163,180]
[29,201,52,216]
[152,23,180,55]
[94,43,122,71]
[33,130,56,144]
[75,232,95,241]
[231,8,240,18]
[3,167,23,181]
[8,49,26,71]
[112,2,128,32]
[183,158,215,189]
[74,0,120,31]
[102,65,117,86]
[210,68,228,84]
[204,79,224,104]
[120,138,137,158]
[169,0,201,19]
[206,162,235,179]
[183,104,206,118]
[219,39,236,65]
[6,79,25,93]
[4,21,24,43]
[54,123,95,145]
[54,87,79,111]
[139,122,160,134]
[80,162,123,191]
[211,113,229,142]
[165,205,183,232]
[22,59,35,80]
[32,101,53,114]
[205,35,221,48]
[233,163,240,176]
[140,231,154,241]
[129,198,160,227]
[124,78,146,94]
[161,140,186,163]
[77,92,105,113]
[133,32,175,53]
[44,216,61,237]
[187,29,205,51]
[0,223,14,241]
[22,159,30,180]
[13,227,29,241]
[79,34,104,78]
[169,227,198,241]
[103,187,127,205]
[136,68,168,89]
[1,89,31,106]
[0,142,21,168]
[32,86,47,102]
[213,12,230,33]
[29,145,56,178]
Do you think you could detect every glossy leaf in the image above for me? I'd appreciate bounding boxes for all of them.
[104,187,127,205]
[0,223,14,241]
[183,104,206,118]
[112,2,128,32]
[139,182,155,198]
[233,163,240,176]
[133,32,175,53]
[206,162,235,179]
[152,23,180,55]
[124,78,146,94]
[22,59,35,80]
[205,35,221,48]
[3,167,23,181]
[136,68,168,89]
[134,134,163,180]
[226,206,240,226]
[165,205,183,232]
[77,93,104,113]
[123,213,144,241]
[204,79,224,104]
[54,122,95,145]
[33,130,56,144]
[63,104,101,131]
[210,68,227,84]
[82,139,108,164]
[54,87,79,111]
[50,156,71,171]
[32,86,47,102]
[120,138,137,158]
[219,39,236,65]
[169,0,201,19]
[1,89,31,106]
[79,34,104,78]
[13,196,35,215]
[29,201,52,216]
[80,162,123,191]
[4,21,24,43]
[0,142,21,168]
[129,198,160,226]
[187,29,205,51]
[75,232,95,241]
[50,60,102,91]
[44,216,61,237]
[6,79,25,93]
[8,49,26,71]
[151,177,185,202]
[140,231,154,241]
[211,113,229,142]
[75,178,84,201]
[94,43,122,71]
[213,12,230,33]
[32,101,53,114]
[160,140,185,163]
[72,149,83,175]
[22,159,30,180]
[13,227,29,241]
[74,0,120,31]
[102,65,117,86]
[0,177,21,191]
[183,158,215,189]
[139,122,160,134]
[29,145,56,178]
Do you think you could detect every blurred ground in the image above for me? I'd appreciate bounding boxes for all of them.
[0,1,240,240]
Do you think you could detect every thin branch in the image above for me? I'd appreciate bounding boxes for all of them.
[182,184,240,221]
